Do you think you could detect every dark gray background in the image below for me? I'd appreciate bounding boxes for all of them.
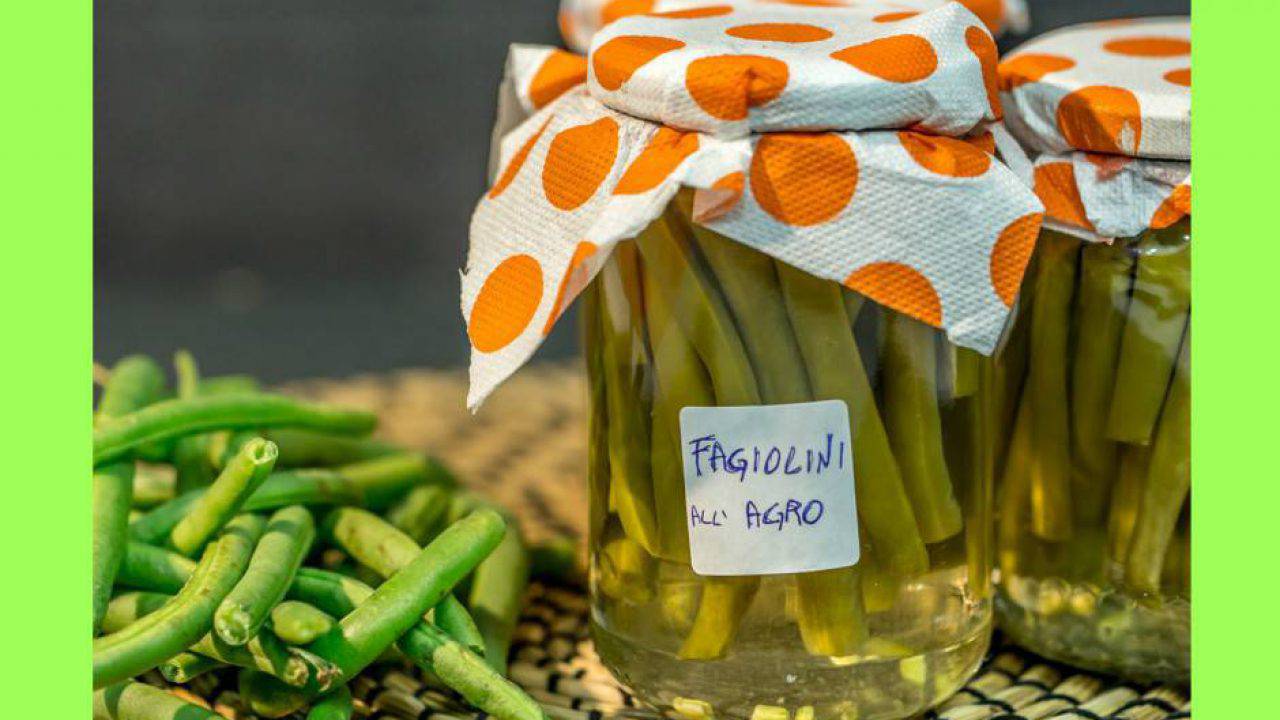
[95,0,1188,381]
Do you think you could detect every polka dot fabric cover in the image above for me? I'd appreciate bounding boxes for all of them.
[463,66,1042,408]
[998,17,1190,161]
[586,2,1002,138]
[1031,153,1189,240]
[559,0,1030,54]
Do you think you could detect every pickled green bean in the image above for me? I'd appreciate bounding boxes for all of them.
[598,522,657,604]
[880,312,963,544]
[1125,331,1190,596]
[679,576,758,660]
[1070,244,1134,524]
[93,513,266,688]
[94,393,377,466]
[170,437,277,556]
[582,283,613,547]
[794,566,866,657]
[216,505,315,645]
[1107,225,1191,444]
[1026,231,1077,541]
[1108,444,1152,565]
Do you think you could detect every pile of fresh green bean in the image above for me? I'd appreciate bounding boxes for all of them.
[994,220,1191,682]
[584,192,994,715]
[92,354,549,720]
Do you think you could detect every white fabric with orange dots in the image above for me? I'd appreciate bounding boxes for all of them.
[996,17,1190,241]
[559,0,1029,54]
[999,17,1190,161]
[587,2,1001,137]
[464,5,1043,409]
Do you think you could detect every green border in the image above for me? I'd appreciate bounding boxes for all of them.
[0,1,92,714]
[1193,1,1280,715]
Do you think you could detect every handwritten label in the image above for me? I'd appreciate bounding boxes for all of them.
[679,400,860,576]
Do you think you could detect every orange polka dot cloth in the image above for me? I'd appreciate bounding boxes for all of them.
[465,4,1042,409]
[997,17,1190,239]
[559,0,1029,54]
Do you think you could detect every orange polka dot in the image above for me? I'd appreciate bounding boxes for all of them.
[990,213,1043,308]
[999,53,1076,90]
[845,262,943,326]
[874,11,920,23]
[1056,85,1143,156]
[965,25,1002,118]
[1150,184,1191,229]
[899,131,992,178]
[725,23,833,43]
[615,127,700,195]
[601,0,654,25]
[1164,68,1190,87]
[489,117,552,199]
[685,55,790,121]
[958,0,1005,34]
[529,50,589,110]
[766,0,843,6]
[965,130,996,155]
[650,5,733,18]
[542,242,598,335]
[830,35,938,84]
[1032,162,1092,230]
[593,35,687,92]
[469,254,544,353]
[694,171,746,222]
[1103,36,1190,57]
[750,133,857,226]
[542,117,620,211]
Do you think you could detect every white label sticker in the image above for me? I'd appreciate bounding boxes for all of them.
[679,400,860,577]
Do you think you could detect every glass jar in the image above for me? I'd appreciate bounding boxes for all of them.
[993,220,1190,682]
[582,193,997,720]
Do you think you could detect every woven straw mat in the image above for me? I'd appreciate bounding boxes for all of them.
[156,363,1191,720]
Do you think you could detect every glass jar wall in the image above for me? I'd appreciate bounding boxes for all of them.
[582,192,997,720]
[994,222,1190,683]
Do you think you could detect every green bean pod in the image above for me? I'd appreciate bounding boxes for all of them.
[93,513,266,688]
[96,355,166,421]
[1107,224,1191,444]
[169,437,278,556]
[880,312,964,544]
[307,684,355,720]
[334,453,441,511]
[678,576,759,660]
[192,628,339,689]
[94,463,135,634]
[117,542,199,594]
[1108,444,1153,567]
[598,523,657,604]
[216,505,316,645]
[160,652,224,683]
[385,482,453,543]
[582,283,613,547]
[271,601,336,645]
[101,592,173,634]
[1026,231,1078,541]
[1124,331,1190,596]
[794,566,866,657]
[94,681,219,720]
[93,393,376,466]
[466,517,531,673]
[260,427,399,468]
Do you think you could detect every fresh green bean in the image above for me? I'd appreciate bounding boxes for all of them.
[1107,224,1191,444]
[93,393,376,466]
[101,592,173,634]
[94,681,219,720]
[246,469,366,510]
[1125,331,1190,596]
[598,242,661,556]
[171,351,218,493]
[307,684,354,720]
[880,312,964,544]
[271,601,336,645]
[131,463,177,509]
[130,490,203,544]
[333,453,441,511]
[159,652,224,683]
[93,513,266,688]
[254,427,400,468]
[117,542,199,594]
[170,438,278,556]
[1026,230,1078,541]
[96,355,166,421]
[385,482,452,543]
[775,264,928,576]
[465,514,530,674]
[432,592,488,658]
[94,463,135,634]
[321,506,487,654]
[1070,244,1134,524]
[191,628,339,689]
[216,505,315,645]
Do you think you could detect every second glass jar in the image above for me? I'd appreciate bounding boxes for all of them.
[584,192,997,720]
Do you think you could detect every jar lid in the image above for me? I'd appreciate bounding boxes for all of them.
[560,0,1029,54]
[999,17,1190,160]
[586,3,1001,138]
[1031,152,1189,240]
[464,84,1043,407]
